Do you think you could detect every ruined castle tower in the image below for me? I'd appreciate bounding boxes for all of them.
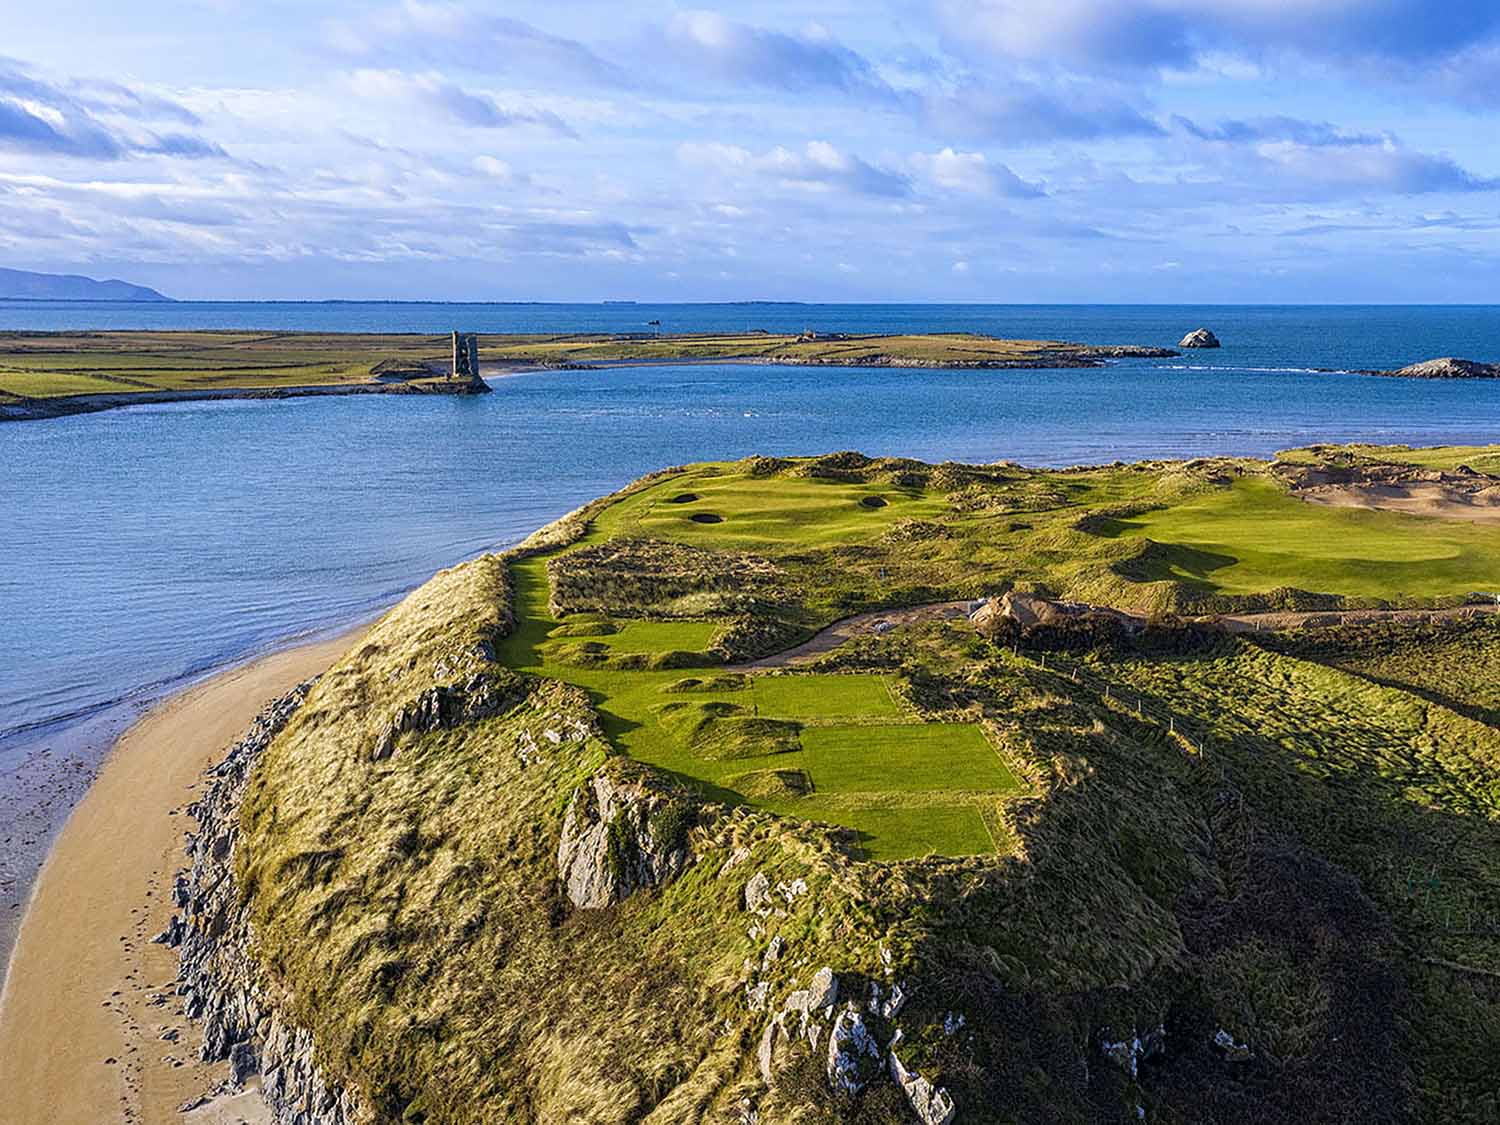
[451,331,480,380]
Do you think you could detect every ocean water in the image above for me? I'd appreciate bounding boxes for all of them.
[3,302,1500,743]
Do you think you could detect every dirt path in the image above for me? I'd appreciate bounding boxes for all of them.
[739,597,1500,670]
[735,602,973,669]
[0,630,360,1125]
[1218,602,1500,633]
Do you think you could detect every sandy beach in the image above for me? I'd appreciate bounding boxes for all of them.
[0,630,359,1125]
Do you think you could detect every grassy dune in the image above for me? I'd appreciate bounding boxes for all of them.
[231,445,1500,1122]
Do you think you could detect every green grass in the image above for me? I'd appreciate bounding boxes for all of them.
[555,618,722,654]
[752,673,900,720]
[497,551,1016,859]
[1280,442,1500,474]
[589,468,951,551]
[1111,476,1500,602]
[834,806,996,861]
[802,723,1018,793]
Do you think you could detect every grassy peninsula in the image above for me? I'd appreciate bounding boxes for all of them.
[0,330,1173,421]
[169,443,1500,1124]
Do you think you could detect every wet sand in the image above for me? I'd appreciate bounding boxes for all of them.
[0,630,358,1125]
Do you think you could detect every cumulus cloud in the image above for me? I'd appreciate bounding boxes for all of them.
[911,148,1044,197]
[1252,137,1500,196]
[665,10,900,102]
[1174,114,1381,147]
[347,70,576,136]
[679,139,911,198]
[1171,113,1500,196]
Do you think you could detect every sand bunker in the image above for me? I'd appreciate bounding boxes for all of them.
[1283,462,1500,523]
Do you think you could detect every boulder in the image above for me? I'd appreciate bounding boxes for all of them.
[784,967,839,1017]
[1179,328,1221,349]
[1100,1024,1166,1079]
[557,773,693,909]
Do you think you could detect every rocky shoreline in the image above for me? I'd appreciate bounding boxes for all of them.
[166,681,366,1125]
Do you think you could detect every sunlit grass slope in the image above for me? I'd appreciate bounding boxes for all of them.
[1104,476,1500,602]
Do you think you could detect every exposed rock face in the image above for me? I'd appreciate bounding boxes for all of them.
[371,670,528,760]
[556,772,694,908]
[1387,357,1500,379]
[888,1032,956,1125]
[175,681,366,1125]
[1100,1023,1166,1079]
[1179,328,1221,348]
[826,1002,882,1093]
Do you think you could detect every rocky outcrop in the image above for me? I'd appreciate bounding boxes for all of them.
[826,1002,882,1093]
[556,772,695,908]
[1179,328,1221,348]
[371,669,528,760]
[888,1031,956,1125]
[1384,357,1500,379]
[1100,1023,1166,1079]
[174,681,367,1125]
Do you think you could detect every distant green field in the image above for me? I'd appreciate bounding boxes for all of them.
[1112,477,1500,601]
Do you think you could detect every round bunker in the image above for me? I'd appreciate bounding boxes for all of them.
[860,496,889,509]
[667,493,700,504]
[690,512,724,524]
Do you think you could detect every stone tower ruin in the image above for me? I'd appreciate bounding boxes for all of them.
[451,331,480,380]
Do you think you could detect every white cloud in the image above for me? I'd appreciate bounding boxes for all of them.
[911,148,1044,197]
[679,140,911,197]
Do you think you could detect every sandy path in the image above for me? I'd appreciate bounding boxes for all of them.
[736,602,972,669]
[0,631,359,1125]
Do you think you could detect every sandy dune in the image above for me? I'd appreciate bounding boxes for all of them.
[1298,480,1500,522]
[0,631,358,1125]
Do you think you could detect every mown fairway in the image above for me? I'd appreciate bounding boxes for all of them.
[1111,476,1500,601]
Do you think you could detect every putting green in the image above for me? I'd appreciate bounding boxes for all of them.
[802,723,1020,794]
[752,673,900,720]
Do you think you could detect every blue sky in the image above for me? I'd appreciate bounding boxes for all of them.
[3,1,1500,301]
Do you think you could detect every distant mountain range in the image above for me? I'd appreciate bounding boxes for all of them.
[0,267,171,302]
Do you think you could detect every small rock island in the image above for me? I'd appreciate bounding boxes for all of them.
[1178,327,1222,348]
